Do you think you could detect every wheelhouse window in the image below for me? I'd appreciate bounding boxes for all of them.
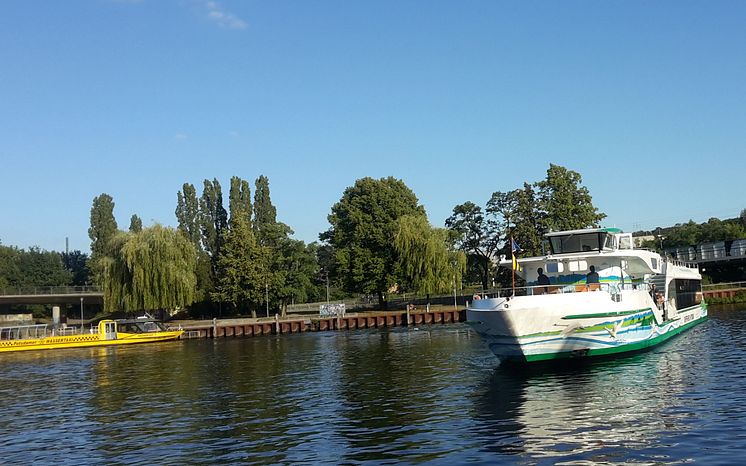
[549,233,607,254]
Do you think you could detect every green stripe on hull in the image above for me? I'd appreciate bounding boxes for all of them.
[562,308,650,320]
[521,313,707,363]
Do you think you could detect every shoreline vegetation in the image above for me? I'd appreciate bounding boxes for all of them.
[1,164,745,320]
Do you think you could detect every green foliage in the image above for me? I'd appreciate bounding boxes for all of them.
[448,164,606,288]
[212,216,264,313]
[322,177,425,307]
[61,250,90,286]
[0,245,72,289]
[536,164,606,232]
[707,291,746,305]
[176,183,202,250]
[394,215,466,298]
[445,201,500,290]
[129,214,143,233]
[198,178,228,261]
[663,217,746,248]
[103,225,197,312]
[229,176,252,226]
[88,193,118,283]
[253,175,278,242]
[273,239,319,315]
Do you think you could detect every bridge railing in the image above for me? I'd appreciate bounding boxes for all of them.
[0,285,102,296]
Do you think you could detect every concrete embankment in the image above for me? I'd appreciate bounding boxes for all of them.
[174,308,467,339]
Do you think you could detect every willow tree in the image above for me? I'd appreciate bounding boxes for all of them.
[394,215,466,303]
[103,225,197,312]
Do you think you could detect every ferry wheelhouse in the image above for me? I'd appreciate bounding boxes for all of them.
[466,227,707,364]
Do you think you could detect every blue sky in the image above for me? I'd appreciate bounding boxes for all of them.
[1,1,744,252]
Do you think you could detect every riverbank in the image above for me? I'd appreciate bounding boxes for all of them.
[172,307,466,339]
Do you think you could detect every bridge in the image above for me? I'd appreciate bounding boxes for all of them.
[666,238,746,265]
[0,286,103,306]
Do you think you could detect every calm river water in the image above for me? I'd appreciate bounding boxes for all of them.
[1,305,745,465]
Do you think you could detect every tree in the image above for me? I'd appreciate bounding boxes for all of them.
[253,175,278,244]
[322,177,425,308]
[198,178,228,261]
[103,225,197,312]
[212,216,264,316]
[445,201,500,290]
[228,176,252,226]
[536,164,606,232]
[741,209,746,229]
[129,214,143,233]
[88,193,118,283]
[61,250,90,286]
[487,184,544,258]
[274,239,318,316]
[19,247,72,287]
[176,183,202,250]
[394,215,466,302]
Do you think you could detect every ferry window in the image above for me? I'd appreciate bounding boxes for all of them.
[549,233,601,254]
[651,258,658,269]
[546,262,564,273]
[568,260,588,272]
[619,235,632,250]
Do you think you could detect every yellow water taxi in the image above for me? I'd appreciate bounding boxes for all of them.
[0,318,183,353]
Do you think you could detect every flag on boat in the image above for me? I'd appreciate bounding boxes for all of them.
[511,237,521,271]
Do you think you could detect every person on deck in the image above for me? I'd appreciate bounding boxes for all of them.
[586,265,600,284]
[537,268,550,292]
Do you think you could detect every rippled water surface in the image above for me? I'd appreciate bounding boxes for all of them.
[2,305,746,465]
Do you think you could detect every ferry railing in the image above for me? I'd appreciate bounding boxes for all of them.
[0,324,50,340]
[473,282,652,300]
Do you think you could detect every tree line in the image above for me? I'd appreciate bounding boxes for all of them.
[13,163,742,317]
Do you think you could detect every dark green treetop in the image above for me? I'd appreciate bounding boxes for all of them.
[445,201,500,290]
[88,193,118,283]
[229,176,252,226]
[199,178,228,261]
[322,176,425,308]
[212,215,264,315]
[536,164,606,232]
[176,183,202,250]
[129,214,143,233]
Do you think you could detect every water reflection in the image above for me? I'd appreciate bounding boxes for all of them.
[0,308,744,465]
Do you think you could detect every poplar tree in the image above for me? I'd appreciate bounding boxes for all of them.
[229,176,252,225]
[199,178,228,263]
[176,183,202,250]
[88,193,118,283]
[129,214,143,233]
[253,175,278,245]
[212,216,264,316]
[103,225,197,312]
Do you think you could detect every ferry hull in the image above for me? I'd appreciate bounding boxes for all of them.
[468,302,707,364]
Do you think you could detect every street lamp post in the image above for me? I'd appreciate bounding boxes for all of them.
[266,282,270,317]
[80,297,84,334]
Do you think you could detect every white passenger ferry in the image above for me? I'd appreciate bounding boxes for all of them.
[466,228,707,364]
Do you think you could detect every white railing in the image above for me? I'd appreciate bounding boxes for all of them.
[473,282,652,299]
